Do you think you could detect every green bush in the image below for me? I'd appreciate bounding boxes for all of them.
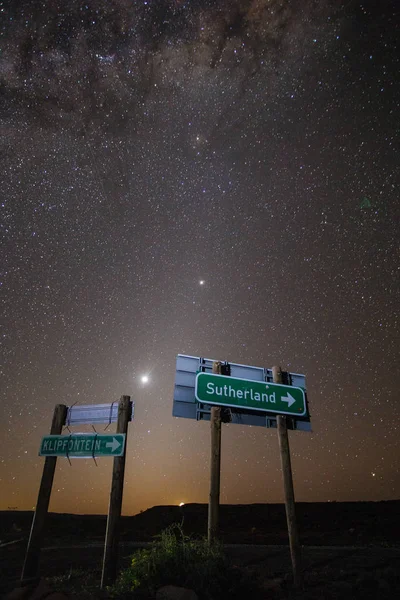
[111,524,261,600]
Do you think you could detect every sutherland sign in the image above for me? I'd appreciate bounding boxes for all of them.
[195,373,307,417]
[39,433,126,458]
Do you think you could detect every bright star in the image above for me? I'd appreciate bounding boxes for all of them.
[199,280,205,285]
[140,375,149,384]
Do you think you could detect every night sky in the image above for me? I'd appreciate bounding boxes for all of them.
[1,0,399,516]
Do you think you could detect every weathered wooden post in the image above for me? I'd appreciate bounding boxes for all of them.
[273,366,302,588]
[101,395,132,588]
[21,404,68,582]
[208,361,222,543]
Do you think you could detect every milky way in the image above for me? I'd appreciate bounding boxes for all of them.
[2,1,341,130]
[1,1,399,514]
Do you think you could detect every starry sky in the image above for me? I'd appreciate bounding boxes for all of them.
[1,0,399,515]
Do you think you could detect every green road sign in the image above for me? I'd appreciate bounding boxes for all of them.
[39,433,126,458]
[195,373,307,417]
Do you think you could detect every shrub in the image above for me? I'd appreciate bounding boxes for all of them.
[111,523,260,600]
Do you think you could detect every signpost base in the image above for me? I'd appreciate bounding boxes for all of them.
[208,362,222,543]
[208,406,221,543]
[101,396,132,588]
[273,366,303,589]
[21,404,68,582]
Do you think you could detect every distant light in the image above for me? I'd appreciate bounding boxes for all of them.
[141,375,149,384]
[199,280,205,285]
[179,502,185,507]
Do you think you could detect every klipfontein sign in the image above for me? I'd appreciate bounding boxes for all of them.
[39,433,126,458]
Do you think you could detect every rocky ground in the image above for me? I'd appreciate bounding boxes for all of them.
[1,501,400,599]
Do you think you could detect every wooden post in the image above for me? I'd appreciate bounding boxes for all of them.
[208,361,222,543]
[273,366,302,589]
[101,396,131,588]
[21,404,67,582]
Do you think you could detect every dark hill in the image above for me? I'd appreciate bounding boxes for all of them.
[1,501,399,546]
[121,501,400,545]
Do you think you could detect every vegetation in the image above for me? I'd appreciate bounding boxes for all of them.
[110,523,263,599]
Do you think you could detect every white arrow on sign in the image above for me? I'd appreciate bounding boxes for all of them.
[281,392,296,408]
[106,437,121,453]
